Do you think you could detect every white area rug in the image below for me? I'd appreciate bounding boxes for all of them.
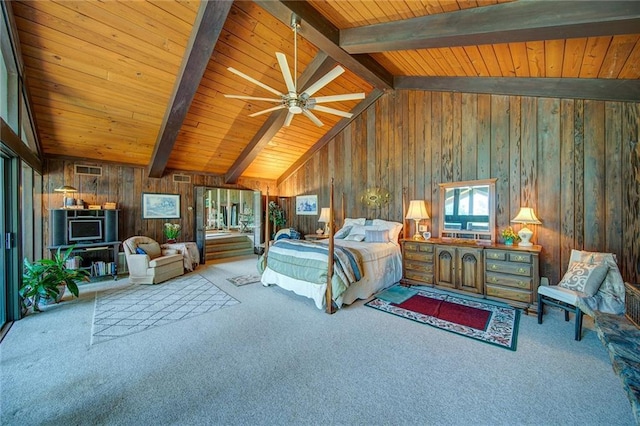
[91,274,239,344]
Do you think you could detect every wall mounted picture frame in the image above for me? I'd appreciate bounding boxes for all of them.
[295,194,318,215]
[142,193,180,219]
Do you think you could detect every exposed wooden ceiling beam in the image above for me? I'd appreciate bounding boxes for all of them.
[394,77,640,102]
[225,53,338,184]
[254,0,393,90]
[341,1,640,54]
[147,1,232,178]
[276,89,384,186]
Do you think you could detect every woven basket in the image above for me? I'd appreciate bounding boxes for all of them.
[625,282,640,328]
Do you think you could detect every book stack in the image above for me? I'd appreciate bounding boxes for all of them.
[64,256,81,269]
[92,261,107,276]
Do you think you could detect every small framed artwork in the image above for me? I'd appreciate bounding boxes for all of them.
[295,194,318,215]
[142,193,181,219]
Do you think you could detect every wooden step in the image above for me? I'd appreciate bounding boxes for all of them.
[206,247,255,260]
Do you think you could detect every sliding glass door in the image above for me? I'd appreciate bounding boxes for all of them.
[0,153,7,329]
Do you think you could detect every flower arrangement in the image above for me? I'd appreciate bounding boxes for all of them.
[164,223,181,240]
[501,226,520,243]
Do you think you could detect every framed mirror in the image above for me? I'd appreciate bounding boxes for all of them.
[438,178,497,242]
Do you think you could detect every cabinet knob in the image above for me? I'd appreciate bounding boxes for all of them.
[518,268,526,274]
[515,255,525,261]
[491,264,498,270]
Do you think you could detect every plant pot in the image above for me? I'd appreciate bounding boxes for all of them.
[504,238,514,246]
[167,239,176,244]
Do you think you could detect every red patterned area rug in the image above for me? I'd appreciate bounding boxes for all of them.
[366,286,520,351]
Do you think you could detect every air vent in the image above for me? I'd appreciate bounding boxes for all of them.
[74,164,102,176]
[173,174,191,183]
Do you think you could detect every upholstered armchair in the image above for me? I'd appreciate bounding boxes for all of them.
[123,236,185,284]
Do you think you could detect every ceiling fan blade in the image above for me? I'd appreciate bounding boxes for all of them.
[312,105,353,118]
[224,94,283,102]
[248,104,286,118]
[284,111,294,127]
[301,65,345,98]
[275,53,296,94]
[313,93,365,104]
[227,67,284,97]
[302,109,324,127]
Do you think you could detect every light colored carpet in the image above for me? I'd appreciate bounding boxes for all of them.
[91,274,239,344]
[227,274,262,286]
[1,254,635,425]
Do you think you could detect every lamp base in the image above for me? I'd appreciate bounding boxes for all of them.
[518,226,534,247]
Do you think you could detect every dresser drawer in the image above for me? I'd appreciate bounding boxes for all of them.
[486,284,532,303]
[405,260,434,273]
[485,272,532,290]
[405,251,434,262]
[485,250,506,261]
[508,252,533,263]
[486,260,531,277]
[404,242,434,253]
[405,270,434,284]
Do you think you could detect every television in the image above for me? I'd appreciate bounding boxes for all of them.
[68,219,103,242]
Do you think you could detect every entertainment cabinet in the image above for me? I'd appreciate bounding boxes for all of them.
[49,209,121,280]
[402,238,541,312]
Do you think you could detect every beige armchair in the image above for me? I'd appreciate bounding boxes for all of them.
[123,236,184,284]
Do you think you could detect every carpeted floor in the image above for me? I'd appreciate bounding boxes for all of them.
[91,274,238,344]
[1,255,635,425]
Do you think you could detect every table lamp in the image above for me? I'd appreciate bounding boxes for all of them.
[54,185,77,209]
[318,207,331,235]
[511,207,542,247]
[405,200,429,240]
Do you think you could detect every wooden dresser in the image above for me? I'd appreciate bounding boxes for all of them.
[402,238,541,312]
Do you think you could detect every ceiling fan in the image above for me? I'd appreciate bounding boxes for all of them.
[224,15,365,127]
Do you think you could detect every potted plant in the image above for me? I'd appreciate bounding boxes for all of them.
[20,246,90,312]
[501,226,520,246]
[268,201,286,237]
[164,223,181,243]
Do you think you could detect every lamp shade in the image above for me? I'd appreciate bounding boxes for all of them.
[511,207,541,225]
[405,200,429,220]
[54,185,77,193]
[318,207,331,223]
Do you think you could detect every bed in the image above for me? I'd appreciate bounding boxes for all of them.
[259,184,403,312]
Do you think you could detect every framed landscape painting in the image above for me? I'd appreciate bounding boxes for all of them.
[142,193,180,219]
[295,194,318,215]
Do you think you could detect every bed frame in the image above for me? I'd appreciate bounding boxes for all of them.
[264,179,342,314]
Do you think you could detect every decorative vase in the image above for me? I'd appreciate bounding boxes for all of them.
[504,238,514,246]
[167,239,176,244]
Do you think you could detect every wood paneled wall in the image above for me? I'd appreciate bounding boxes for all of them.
[42,159,275,256]
[278,90,640,285]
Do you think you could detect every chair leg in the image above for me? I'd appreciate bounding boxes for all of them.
[564,309,570,322]
[574,309,583,341]
[537,297,544,324]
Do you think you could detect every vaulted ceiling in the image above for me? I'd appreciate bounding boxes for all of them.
[9,0,640,184]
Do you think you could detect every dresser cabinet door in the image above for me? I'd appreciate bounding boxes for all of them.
[435,246,456,289]
[458,248,483,294]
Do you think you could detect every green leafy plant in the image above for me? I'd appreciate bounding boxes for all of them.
[164,223,181,240]
[268,201,286,232]
[20,246,90,312]
[501,226,520,243]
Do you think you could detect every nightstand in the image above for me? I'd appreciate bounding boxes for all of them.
[305,234,330,240]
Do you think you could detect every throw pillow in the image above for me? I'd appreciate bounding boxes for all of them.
[365,229,389,243]
[334,225,352,239]
[135,247,146,255]
[558,261,609,296]
[343,234,365,242]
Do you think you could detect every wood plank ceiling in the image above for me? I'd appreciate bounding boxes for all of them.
[9,0,640,182]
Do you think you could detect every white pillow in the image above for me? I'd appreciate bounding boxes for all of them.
[343,234,365,242]
[343,218,366,227]
[372,219,403,244]
[347,224,378,239]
